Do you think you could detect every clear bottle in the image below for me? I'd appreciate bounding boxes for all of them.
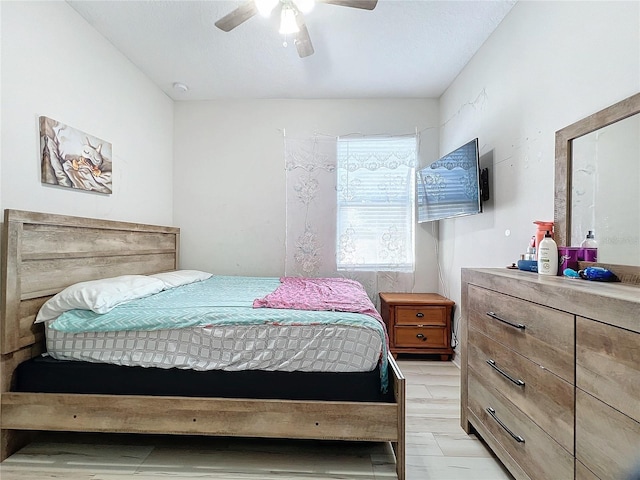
[537,231,558,276]
[580,230,597,248]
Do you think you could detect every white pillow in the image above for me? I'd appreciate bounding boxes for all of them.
[35,275,165,323]
[149,270,212,289]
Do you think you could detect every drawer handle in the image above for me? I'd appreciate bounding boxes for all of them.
[487,359,525,387]
[416,312,424,318]
[486,407,525,443]
[416,333,427,341]
[486,311,526,330]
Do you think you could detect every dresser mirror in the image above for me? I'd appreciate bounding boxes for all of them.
[554,92,640,284]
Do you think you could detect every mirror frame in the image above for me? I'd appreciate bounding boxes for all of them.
[554,92,640,285]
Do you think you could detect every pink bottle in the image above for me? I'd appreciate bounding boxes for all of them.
[533,221,554,259]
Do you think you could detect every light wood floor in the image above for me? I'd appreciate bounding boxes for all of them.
[0,359,513,479]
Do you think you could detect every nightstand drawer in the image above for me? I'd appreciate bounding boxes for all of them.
[394,326,447,348]
[468,284,574,383]
[468,370,574,480]
[468,328,574,452]
[395,306,446,326]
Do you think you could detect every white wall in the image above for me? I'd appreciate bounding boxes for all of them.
[0,1,174,226]
[438,0,640,356]
[174,99,441,292]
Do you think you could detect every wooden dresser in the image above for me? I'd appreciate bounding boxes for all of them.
[461,268,640,480]
[379,292,454,360]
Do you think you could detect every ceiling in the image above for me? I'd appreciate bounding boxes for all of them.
[67,0,516,101]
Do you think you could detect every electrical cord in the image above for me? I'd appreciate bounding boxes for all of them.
[432,221,459,349]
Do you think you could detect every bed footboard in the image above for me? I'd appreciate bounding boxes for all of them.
[1,394,397,439]
[2,367,405,479]
[388,353,406,480]
[1,353,405,479]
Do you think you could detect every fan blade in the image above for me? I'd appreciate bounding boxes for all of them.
[215,1,258,32]
[318,0,378,10]
[294,11,314,58]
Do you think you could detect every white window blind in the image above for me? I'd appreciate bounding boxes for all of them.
[336,136,417,272]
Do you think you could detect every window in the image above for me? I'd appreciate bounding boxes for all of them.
[336,136,417,272]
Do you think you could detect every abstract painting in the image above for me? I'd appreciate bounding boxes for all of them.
[40,116,112,194]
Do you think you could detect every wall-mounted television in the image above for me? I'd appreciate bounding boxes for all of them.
[417,138,488,223]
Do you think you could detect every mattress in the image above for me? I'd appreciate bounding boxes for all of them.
[45,322,383,373]
[44,275,386,376]
[15,355,393,402]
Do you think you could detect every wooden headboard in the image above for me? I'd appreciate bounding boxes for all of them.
[0,210,180,356]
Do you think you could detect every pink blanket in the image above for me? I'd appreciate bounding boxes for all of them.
[253,277,383,324]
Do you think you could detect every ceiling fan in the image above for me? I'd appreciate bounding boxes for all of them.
[215,0,378,58]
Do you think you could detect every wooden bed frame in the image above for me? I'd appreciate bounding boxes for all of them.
[0,209,406,479]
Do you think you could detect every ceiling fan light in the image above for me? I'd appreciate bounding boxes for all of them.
[279,7,299,34]
[292,0,314,14]
[254,0,279,17]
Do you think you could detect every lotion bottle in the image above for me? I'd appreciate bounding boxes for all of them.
[537,231,558,276]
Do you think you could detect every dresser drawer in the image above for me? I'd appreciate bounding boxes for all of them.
[468,285,574,383]
[395,306,446,326]
[576,389,640,480]
[468,371,574,480]
[394,326,447,348]
[575,461,601,480]
[468,328,574,452]
[576,316,640,421]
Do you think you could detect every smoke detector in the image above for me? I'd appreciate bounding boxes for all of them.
[173,82,189,93]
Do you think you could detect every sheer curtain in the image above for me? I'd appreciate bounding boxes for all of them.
[284,134,416,305]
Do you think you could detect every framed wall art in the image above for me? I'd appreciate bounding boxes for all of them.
[40,116,112,194]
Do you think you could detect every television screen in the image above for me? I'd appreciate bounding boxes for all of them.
[417,138,482,223]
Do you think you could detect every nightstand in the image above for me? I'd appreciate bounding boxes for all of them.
[379,292,455,360]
